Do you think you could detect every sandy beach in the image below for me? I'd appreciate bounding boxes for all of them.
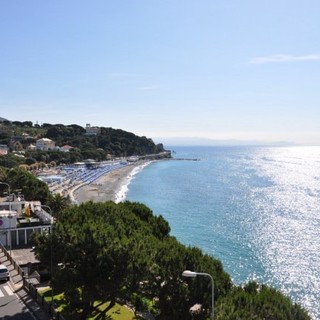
[73,161,149,204]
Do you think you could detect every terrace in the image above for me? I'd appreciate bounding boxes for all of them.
[0,194,52,250]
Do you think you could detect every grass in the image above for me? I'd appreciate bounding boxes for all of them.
[91,301,135,320]
[40,288,136,320]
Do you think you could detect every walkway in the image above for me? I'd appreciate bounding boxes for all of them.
[0,248,49,320]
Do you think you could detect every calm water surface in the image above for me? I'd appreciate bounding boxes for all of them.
[126,146,320,319]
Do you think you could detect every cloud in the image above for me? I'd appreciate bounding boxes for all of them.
[249,54,320,64]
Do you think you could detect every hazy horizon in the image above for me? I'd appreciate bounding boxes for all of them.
[153,136,298,147]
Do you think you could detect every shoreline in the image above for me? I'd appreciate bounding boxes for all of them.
[72,161,152,204]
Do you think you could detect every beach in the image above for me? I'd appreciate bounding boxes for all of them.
[73,161,150,204]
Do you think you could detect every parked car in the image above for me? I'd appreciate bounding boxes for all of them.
[0,265,9,281]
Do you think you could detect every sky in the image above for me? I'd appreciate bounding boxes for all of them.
[1,1,320,146]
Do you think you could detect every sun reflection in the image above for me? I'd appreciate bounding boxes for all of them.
[249,146,320,319]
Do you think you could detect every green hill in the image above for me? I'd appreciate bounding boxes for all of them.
[0,120,167,167]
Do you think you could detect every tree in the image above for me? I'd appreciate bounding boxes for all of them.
[22,121,33,127]
[46,193,71,219]
[32,201,158,319]
[0,120,167,169]
[31,201,310,320]
[0,154,25,168]
[0,128,11,145]
[6,167,50,202]
[215,282,311,320]
[25,158,36,166]
[12,141,23,151]
[12,121,23,127]
[145,239,231,320]
[121,201,170,239]
[0,166,8,182]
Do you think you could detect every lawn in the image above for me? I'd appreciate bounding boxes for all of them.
[40,288,136,320]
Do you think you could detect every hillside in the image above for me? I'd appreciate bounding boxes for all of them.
[0,119,167,167]
[0,117,9,122]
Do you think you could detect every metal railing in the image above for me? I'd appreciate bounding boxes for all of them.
[0,243,65,320]
[24,279,66,320]
[0,243,25,278]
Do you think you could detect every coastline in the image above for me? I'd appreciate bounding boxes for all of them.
[73,161,152,204]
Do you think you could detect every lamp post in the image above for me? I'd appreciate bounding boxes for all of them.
[7,214,12,255]
[182,270,214,320]
[41,205,54,306]
[0,182,12,253]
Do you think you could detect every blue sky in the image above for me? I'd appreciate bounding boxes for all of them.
[1,1,320,145]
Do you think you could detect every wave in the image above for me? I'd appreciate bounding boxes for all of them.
[114,161,153,203]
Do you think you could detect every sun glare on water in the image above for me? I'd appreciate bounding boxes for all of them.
[249,147,320,319]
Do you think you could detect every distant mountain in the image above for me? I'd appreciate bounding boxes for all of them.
[153,136,296,147]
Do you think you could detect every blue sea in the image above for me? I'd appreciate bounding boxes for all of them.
[126,146,320,319]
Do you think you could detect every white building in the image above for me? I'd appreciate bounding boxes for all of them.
[85,124,101,135]
[36,138,55,151]
[0,197,52,249]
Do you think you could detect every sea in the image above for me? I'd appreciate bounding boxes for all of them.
[121,146,320,319]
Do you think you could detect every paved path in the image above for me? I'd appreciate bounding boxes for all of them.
[0,249,49,320]
[0,281,36,320]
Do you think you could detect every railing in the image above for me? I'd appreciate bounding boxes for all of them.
[24,278,66,320]
[8,225,51,248]
[34,206,53,224]
[0,243,65,320]
[0,243,25,278]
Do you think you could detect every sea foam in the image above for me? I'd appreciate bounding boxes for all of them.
[114,161,153,203]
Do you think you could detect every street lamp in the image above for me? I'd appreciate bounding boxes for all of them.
[182,270,214,320]
[0,182,12,254]
[7,215,12,255]
[41,205,54,307]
